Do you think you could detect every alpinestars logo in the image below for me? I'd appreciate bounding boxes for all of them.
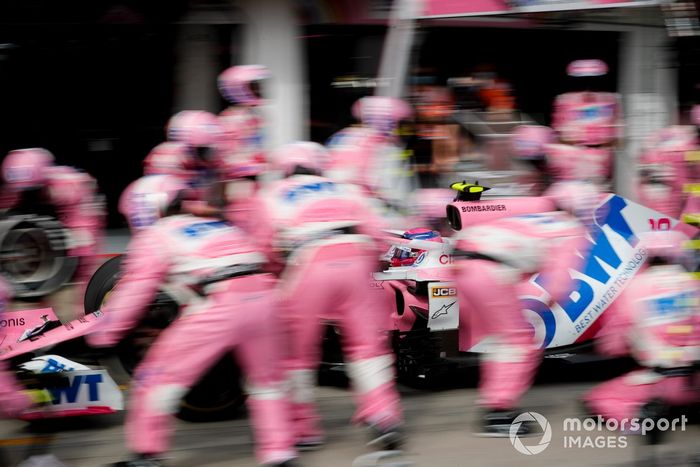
[431,301,456,319]
[510,412,552,455]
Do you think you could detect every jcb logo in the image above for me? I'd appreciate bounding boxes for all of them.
[431,287,456,298]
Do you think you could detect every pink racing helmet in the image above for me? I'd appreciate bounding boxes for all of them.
[119,175,188,231]
[143,142,194,178]
[218,65,270,106]
[2,148,55,190]
[351,96,413,136]
[511,125,555,161]
[166,111,223,149]
[272,141,328,177]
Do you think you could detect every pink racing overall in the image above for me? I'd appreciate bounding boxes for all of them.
[453,212,588,410]
[46,166,105,304]
[86,214,295,464]
[0,279,31,418]
[252,174,402,444]
[584,264,700,422]
[326,125,414,208]
[325,126,385,193]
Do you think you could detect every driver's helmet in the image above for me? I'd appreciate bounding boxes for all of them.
[390,228,442,267]
[218,65,270,106]
[511,125,555,161]
[2,148,55,191]
[352,96,413,137]
[118,174,188,231]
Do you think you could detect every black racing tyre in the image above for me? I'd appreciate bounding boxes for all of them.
[84,255,123,314]
[0,214,77,299]
[84,254,245,421]
[318,325,349,387]
[178,357,246,422]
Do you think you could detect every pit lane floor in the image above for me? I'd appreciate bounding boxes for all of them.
[2,370,699,467]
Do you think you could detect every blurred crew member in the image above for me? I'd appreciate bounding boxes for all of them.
[217,65,269,182]
[450,182,595,435]
[549,59,620,190]
[584,230,700,423]
[511,124,612,193]
[552,59,620,148]
[637,125,698,219]
[326,96,415,211]
[248,142,404,450]
[165,110,227,215]
[0,148,105,316]
[87,175,298,467]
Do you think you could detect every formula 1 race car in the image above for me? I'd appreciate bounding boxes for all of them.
[373,183,699,381]
[4,183,697,422]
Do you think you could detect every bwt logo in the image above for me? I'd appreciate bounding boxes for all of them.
[50,374,103,405]
[432,287,457,298]
[524,196,641,348]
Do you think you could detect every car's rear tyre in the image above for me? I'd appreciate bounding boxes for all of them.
[84,255,245,421]
[0,214,77,299]
[177,357,246,422]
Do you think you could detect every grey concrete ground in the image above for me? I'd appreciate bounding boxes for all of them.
[1,377,699,467]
